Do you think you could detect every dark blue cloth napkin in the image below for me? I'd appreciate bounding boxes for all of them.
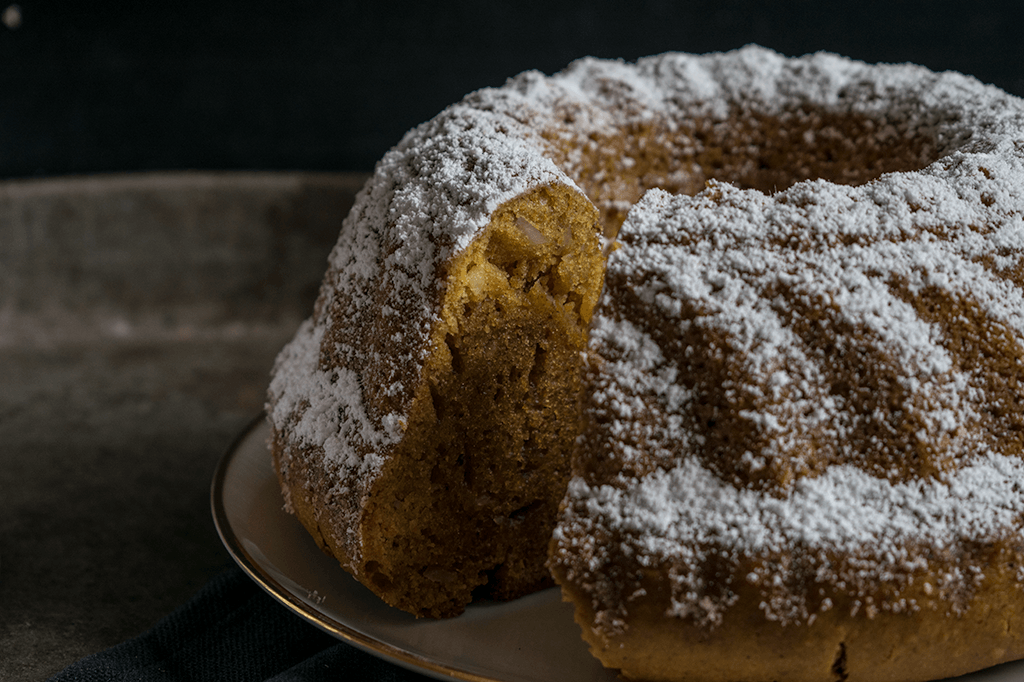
[48,568,433,682]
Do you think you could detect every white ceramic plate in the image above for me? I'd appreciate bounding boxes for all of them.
[212,418,1024,682]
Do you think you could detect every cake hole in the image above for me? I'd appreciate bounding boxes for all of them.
[557,106,948,238]
[831,642,849,682]
[504,259,520,281]
[536,273,553,294]
[446,334,464,374]
[522,434,543,470]
[430,382,445,421]
[471,570,498,600]
[364,561,394,592]
[529,344,547,387]
[566,290,585,317]
[508,500,543,522]
[709,109,942,193]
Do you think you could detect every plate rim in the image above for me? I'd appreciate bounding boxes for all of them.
[210,415,510,682]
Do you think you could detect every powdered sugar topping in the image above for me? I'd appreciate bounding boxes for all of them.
[557,138,1024,629]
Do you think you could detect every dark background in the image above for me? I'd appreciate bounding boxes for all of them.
[2,0,1023,180]
[2,2,1024,679]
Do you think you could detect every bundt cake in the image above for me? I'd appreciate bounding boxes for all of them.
[551,171,1024,680]
[267,45,1024,680]
[548,58,1024,682]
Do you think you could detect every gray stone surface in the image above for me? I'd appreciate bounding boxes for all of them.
[0,172,365,680]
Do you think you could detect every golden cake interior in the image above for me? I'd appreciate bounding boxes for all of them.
[355,183,603,617]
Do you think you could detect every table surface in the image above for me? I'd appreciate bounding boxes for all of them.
[0,172,366,679]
